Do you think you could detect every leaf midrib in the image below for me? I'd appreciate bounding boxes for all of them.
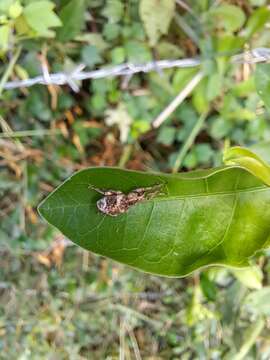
[40,185,268,211]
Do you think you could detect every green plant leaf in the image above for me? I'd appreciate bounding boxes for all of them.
[245,287,270,316]
[232,266,263,290]
[9,1,23,19]
[0,0,13,14]
[0,24,9,52]
[139,0,175,47]
[223,146,270,187]
[23,1,62,37]
[56,0,85,42]
[39,163,270,277]
[209,4,246,32]
[81,45,102,68]
[101,0,124,24]
[243,7,270,39]
[255,63,270,110]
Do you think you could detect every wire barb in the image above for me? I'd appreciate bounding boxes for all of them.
[2,47,270,92]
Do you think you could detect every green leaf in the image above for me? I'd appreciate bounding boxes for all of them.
[9,1,23,19]
[0,0,13,14]
[210,117,232,140]
[76,33,109,52]
[255,63,270,110]
[192,79,210,113]
[39,164,270,277]
[200,272,217,301]
[223,146,270,187]
[195,144,214,165]
[232,266,263,290]
[23,1,62,37]
[206,72,223,101]
[139,0,175,46]
[157,126,176,146]
[244,7,270,39]
[173,68,198,93]
[209,4,246,32]
[124,40,152,63]
[245,287,270,316]
[157,41,184,59]
[111,46,125,64]
[101,0,124,24]
[0,24,9,52]
[57,0,85,42]
[250,142,270,164]
[81,45,102,68]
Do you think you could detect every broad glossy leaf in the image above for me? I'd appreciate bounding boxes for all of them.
[39,165,270,277]
[223,146,270,186]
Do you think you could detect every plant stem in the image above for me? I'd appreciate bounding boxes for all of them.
[0,115,25,151]
[232,317,264,360]
[111,304,163,329]
[174,14,200,46]
[0,46,22,97]
[153,71,204,128]
[118,143,133,168]
[172,112,208,173]
[0,129,62,138]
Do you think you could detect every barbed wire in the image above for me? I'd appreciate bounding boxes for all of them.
[3,47,270,93]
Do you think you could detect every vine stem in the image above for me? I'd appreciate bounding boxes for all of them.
[172,112,208,173]
[118,144,133,168]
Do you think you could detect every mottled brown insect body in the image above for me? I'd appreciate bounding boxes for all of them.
[91,185,163,217]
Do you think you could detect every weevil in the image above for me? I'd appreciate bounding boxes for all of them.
[89,184,164,216]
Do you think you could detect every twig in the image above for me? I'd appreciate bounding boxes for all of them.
[125,323,142,360]
[111,303,163,329]
[0,46,22,97]
[0,115,25,151]
[176,0,197,18]
[172,112,208,173]
[153,71,204,129]
[119,318,126,360]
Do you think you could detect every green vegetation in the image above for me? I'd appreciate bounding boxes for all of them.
[1,0,270,358]
[39,160,270,278]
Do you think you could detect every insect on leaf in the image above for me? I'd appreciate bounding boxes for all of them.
[39,148,270,277]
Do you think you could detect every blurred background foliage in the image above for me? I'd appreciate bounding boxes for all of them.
[1,0,270,358]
